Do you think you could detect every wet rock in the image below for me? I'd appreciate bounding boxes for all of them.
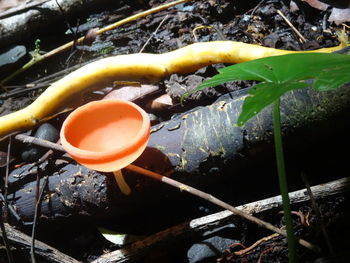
[0,45,27,77]
[21,123,59,163]
[187,224,238,263]
[187,235,237,263]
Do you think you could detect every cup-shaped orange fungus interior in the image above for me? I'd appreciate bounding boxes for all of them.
[60,100,150,172]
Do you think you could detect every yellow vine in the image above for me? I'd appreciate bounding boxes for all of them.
[0,40,348,138]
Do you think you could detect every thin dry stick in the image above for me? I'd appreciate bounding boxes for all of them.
[1,56,100,97]
[0,83,51,100]
[0,137,14,263]
[277,9,306,43]
[0,194,21,223]
[3,136,11,220]
[126,164,319,252]
[192,25,226,41]
[139,14,169,53]
[30,176,48,263]
[14,134,319,252]
[0,218,14,263]
[234,233,279,256]
[15,134,68,152]
[192,25,215,41]
[0,0,191,85]
[301,172,334,254]
[92,176,350,263]
[1,222,80,263]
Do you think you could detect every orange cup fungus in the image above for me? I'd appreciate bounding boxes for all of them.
[60,100,150,172]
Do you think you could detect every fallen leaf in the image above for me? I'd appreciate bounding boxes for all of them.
[303,0,329,10]
[146,94,173,112]
[103,84,159,102]
[328,7,350,24]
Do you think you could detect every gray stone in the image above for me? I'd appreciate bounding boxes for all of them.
[21,123,59,162]
[187,235,237,263]
[0,45,27,67]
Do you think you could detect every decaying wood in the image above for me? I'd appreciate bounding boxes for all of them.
[0,0,118,48]
[9,138,320,253]
[0,223,80,263]
[92,176,350,263]
[6,84,350,223]
[148,84,350,175]
[0,0,50,19]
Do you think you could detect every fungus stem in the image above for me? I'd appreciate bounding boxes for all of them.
[113,170,132,195]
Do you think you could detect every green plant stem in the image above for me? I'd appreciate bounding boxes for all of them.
[273,98,297,263]
[1,58,39,89]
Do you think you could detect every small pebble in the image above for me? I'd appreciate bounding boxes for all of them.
[187,235,238,263]
[0,45,27,76]
[21,123,59,162]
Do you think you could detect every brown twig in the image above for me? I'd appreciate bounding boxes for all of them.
[92,176,350,263]
[0,136,14,263]
[0,83,51,99]
[277,9,306,43]
[30,175,48,263]
[1,223,80,263]
[0,0,191,85]
[15,134,67,152]
[15,135,319,252]
[56,0,82,66]
[0,193,21,223]
[3,136,11,220]
[126,164,319,252]
[233,233,279,256]
[0,218,14,263]
[0,57,101,98]
[139,15,169,53]
[301,172,334,254]
[191,25,226,41]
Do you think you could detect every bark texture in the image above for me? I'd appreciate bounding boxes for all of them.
[91,176,350,263]
[7,84,350,224]
[0,0,122,48]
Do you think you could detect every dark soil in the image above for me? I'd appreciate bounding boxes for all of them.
[1,0,350,262]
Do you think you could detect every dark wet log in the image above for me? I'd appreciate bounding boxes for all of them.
[91,176,350,263]
[6,84,350,225]
[0,223,80,263]
[151,84,350,175]
[0,0,124,48]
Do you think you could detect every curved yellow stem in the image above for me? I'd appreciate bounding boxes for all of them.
[113,170,131,195]
[0,40,347,138]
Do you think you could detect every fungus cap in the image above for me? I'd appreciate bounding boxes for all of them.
[60,100,150,172]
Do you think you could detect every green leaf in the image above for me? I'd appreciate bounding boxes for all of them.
[237,82,308,126]
[314,68,350,91]
[195,53,350,126]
